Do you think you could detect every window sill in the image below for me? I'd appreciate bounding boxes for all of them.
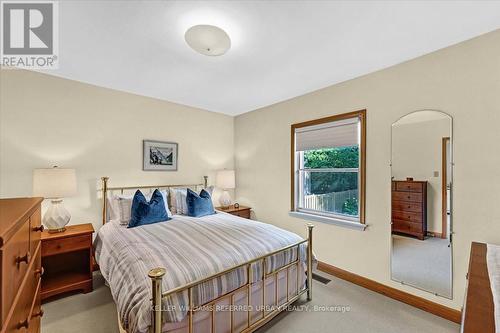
[288,211,367,231]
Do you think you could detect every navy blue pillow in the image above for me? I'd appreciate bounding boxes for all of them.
[128,189,170,228]
[186,188,216,217]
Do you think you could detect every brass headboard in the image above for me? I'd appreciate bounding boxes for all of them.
[100,176,208,225]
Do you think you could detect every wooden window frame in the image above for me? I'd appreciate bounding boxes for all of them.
[290,109,366,224]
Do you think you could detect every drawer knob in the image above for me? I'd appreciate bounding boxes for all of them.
[35,266,45,277]
[17,319,29,330]
[32,225,44,232]
[32,309,44,318]
[16,252,30,266]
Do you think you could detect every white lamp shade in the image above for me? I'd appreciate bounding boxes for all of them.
[216,170,235,189]
[33,167,77,198]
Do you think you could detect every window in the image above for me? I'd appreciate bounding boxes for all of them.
[291,110,366,225]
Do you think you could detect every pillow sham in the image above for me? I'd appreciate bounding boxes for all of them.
[108,190,172,225]
[170,186,214,215]
[168,188,182,214]
[176,188,189,215]
[186,188,216,217]
[128,189,170,228]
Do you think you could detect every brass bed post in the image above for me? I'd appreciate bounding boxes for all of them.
[149,268,166,333]
[307,223,314,301]
[101,177,109,225]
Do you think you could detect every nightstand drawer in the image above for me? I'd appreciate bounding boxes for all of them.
[233,209,251,219]
[42,234,91,257]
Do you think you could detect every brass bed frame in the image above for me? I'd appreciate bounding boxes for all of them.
[100,177,313,333]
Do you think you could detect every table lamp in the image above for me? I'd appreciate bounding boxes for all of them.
[215,169,235,209]
[33,166,77,233]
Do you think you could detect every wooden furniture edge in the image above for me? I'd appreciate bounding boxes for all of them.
[317,261,461,324]
[41,278,93,300]
[462,242,495,332]
[0,197,43,247]
[216,205,251,213]
[41,223,94,241]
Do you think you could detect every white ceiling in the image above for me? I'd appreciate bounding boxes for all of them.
[41,1,500,115]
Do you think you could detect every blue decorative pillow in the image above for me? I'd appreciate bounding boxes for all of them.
[128,189,170,228]
[186,188,216,217]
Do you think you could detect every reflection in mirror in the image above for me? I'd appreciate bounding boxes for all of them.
[390,110,452,299]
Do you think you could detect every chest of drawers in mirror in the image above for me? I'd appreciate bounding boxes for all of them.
[391,180,427,240]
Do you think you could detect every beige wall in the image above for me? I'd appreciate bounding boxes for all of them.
[0,70,234,232]
[392,118,450,233]
[234,29,500,309]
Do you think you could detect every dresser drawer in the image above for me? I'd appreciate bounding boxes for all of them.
[29,207,43,255]
[392,210,423,223]
[1,218,31,322]
[42,234,91,257]
[392,220,423,233]
[395,182,424,193]
[392,191,422,203]
[28,284,42,333]
[2,261,41,333]
[392,200,422,213]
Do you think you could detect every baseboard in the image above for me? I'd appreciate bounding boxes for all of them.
[427,231,443,238]
[317,261,462,324]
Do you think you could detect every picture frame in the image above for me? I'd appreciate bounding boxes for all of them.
[143,140,178,171]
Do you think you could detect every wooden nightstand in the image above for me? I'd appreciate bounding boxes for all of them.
[41,223,94,301]
[217,205,252,219]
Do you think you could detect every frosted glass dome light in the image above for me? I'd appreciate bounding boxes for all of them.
[185,25,231,56]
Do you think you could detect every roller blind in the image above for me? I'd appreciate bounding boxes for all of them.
[295,117,359,151]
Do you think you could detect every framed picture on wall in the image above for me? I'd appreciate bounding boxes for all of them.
[143,140,178,171]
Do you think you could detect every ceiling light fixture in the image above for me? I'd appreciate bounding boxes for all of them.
[185,25,231,56]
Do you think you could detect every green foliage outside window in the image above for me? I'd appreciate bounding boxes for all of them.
[303,146,359,169]
[342,198,359,215]
[303,146,359,195]
[304,146,359,216]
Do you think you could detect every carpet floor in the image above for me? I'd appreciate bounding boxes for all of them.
[392,235,452,297]
[42,271,460,333]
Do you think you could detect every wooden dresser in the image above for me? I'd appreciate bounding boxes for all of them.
[0,198,44,333]
[461,242,495,333]
[391,180,427,240]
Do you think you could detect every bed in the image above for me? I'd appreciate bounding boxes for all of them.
[94,177,314,333]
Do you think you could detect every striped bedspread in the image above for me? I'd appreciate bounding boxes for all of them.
[94,212,308,333]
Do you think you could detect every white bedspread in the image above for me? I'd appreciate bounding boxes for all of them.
[487,243,500,333]
[94,212,309,333]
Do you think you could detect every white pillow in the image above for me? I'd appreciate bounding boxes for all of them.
[159,190,173,218]
[108,190,172,225]
[106,196,121,222]
[169,188,181,214]
[171,186,214,215]
[176,189,188,215]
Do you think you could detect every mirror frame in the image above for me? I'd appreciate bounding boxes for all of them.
[389,109,454,299]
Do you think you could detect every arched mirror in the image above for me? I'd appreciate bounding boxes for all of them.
[390,110,453,299]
